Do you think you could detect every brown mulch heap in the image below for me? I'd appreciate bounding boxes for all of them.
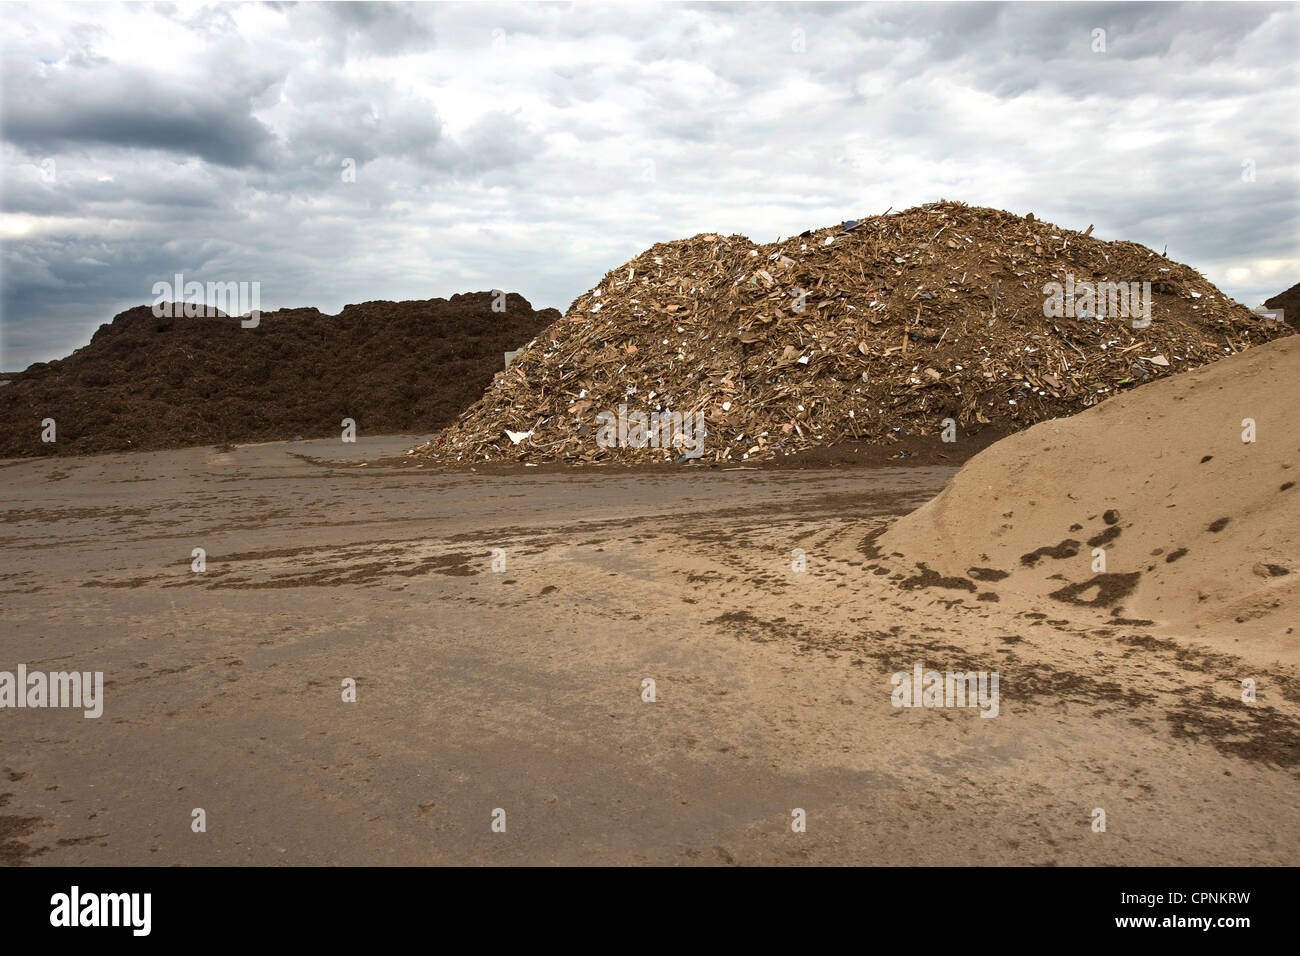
[414,201,1291,465]
[0,292,558,457]
[1265,281,1300,326]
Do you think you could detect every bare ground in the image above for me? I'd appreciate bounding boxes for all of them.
[1,435,1297,865]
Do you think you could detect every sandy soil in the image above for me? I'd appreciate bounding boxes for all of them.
[2,435,1297,865]
[881,336,1300,669]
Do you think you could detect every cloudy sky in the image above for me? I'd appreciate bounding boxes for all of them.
[2,1,1296,368]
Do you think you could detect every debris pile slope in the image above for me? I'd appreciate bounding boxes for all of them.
[0,293,558,457]
[875,335,1300,666]
[414,201,1288,465]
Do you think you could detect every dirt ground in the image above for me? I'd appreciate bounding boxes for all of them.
[2,435,1297,865]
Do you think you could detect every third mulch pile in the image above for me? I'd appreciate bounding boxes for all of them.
[414,200,1289,464]
[0,292,557,457]
[1265,280,1300,326]
[873,335,1300,668]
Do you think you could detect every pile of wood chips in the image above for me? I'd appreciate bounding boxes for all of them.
[414,201,1291,465]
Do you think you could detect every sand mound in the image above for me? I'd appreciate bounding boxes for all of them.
[0,293,558,457]
[414,200,1287,465]
[876,335,1300,665]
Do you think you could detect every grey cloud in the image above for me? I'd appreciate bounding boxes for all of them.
[289,1,437,59]
[2,59,281,168]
